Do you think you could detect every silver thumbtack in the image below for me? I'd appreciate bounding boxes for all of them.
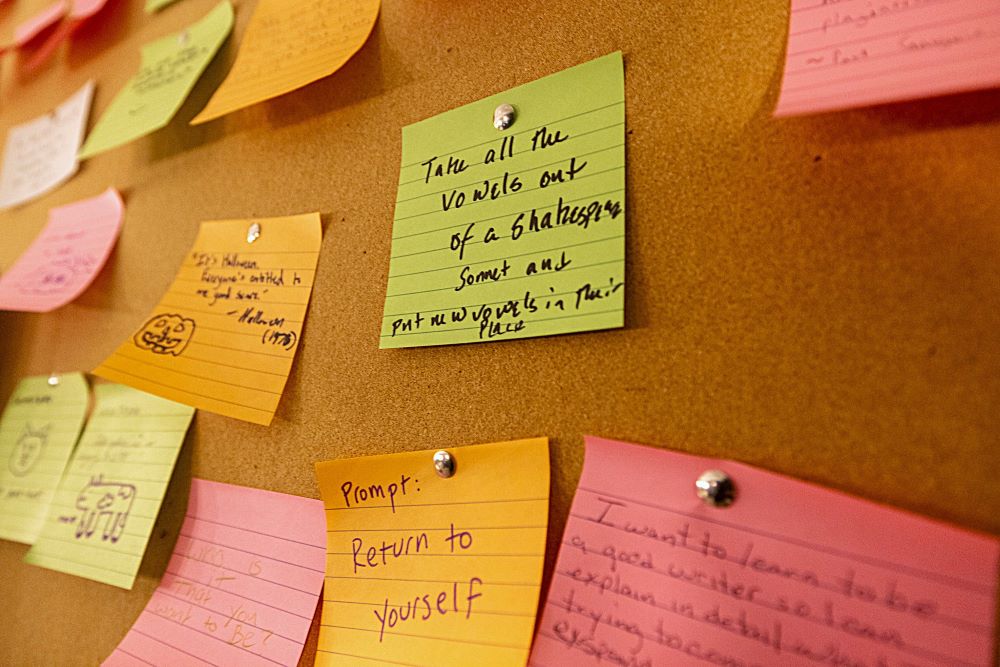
[695,469,735,508]
[178,30,190,46]
[47,374,60,387]
[493,103,515,131]
[246,222,261,244]
[433,450,455,478]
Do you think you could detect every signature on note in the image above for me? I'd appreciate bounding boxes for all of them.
[61,475,137,543]
[133,313,196,356]
[9,422,50,477]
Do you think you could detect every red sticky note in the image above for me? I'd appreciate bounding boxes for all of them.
[103,478,327,667]
[529,435,999,667]
[0,188,124,312]
[775,0,1000,116]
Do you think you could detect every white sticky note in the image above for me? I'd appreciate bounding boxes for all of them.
[0,80,95,210]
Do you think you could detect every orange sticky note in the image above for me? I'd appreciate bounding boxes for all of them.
[92,213,321,425]
[190,0,380,124]
[0,188,124,312]
[530,436,1000,667]
[314,438,550,667]
[775,0,1000,116]
[103,478,326,667]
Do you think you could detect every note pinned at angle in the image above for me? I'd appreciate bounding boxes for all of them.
[314,438,549,667]
[775,0,1000,116]
[24,383,194,589]
[92,212,321,425]
[103,478,326,666]
[380,52,625,348]
[191,0,380,123]
[0,373,88,544]
[0,80,93,209]
[77,0,233,159]
[530,436,1000,667]
[6,0,68,49]
[0,188,125,313]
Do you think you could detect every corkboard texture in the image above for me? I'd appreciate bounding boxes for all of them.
[1,0,998,664]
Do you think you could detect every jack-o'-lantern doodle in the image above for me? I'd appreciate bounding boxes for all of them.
[9,423,50,477]
[61,475,137,543]
[132,313,196,356]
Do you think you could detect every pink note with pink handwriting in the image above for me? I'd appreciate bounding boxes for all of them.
[103,478,326,667]
[0,187,123,312]
[775,0,1000,116]
[529,436,999,667]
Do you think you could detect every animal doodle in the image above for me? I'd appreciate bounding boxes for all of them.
[68,476,137,543]
[9,423,50,476]
[133,313,196,356]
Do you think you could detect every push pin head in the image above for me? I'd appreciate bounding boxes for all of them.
[493,103,516,131]
[47,374,59,387]
[178,30,190,46]
[246,222,261,244]
[433,450,455,478]
[695,469,735,508]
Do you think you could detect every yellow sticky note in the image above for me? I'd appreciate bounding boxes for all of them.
[0,373,88,544]
[23,383,194,589]
[314,438,550,667]
[381,52,625,348]
[78,0,234,159]
[191,0,380,124]
[92,213,321,425]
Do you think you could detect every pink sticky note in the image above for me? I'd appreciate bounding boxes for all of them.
[774,0,1000,116]
[529,436,999,667]
[69,0,110,21]
[0,187,124,312]
[103,478,327,667]
[11,1,67,48]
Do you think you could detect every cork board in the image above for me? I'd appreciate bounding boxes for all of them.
[1,0,998,664]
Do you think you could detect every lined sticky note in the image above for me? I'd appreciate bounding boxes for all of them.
[0,80,93,209]
[0,373,88,544]
[93,213,321,425]
[0,188,125,313]
[24,383,194,589]
[103,478,326,666]
[775,0,1000,116]
[314,438,550,666]
[7,0,68,49]
[380,52,625,348]
[530,436,1000,667]
[190,0,380,124]
[77,0,233,159]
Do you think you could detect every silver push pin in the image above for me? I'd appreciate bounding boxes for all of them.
[493,103,516,131]
[246,222,261,244]
[47,374,60,387]
[695,469,735,508]
[178,30,190,46]
[433,450,456,478]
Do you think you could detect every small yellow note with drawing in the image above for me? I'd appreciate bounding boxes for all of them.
[92,213,321,425]
[191,0,380,123]
[314,438,550,667]
[0,373,89,544]
[23,383,194,589]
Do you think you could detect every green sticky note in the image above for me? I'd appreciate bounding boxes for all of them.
[23,383,194,589]
[145,0,182,13]
[0,373,89,544]
[78,0,233,159]
[380,52,625,348]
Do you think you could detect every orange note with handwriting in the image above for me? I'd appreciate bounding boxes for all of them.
[92,213,321,425]
[775,0,1000,116]
[530,435,999,667]
[103,478,326,667]
[191,0,380,123]
[314,438,550,667]
[0,188,124,312]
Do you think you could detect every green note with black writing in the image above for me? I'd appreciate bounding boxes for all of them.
[381,52,625,348]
